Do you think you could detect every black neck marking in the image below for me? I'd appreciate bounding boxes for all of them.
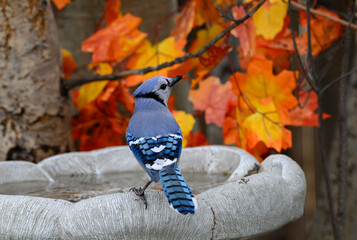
[136,92,166,106]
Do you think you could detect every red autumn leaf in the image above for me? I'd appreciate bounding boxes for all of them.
[231,6,256,58]
[171,0,197,40]
[223,100,242,145]
[288,90,330,126]
[185,131,209,147]
[105,0,121,25]
[189,23,231,87]
[52,0,71,10]
[199,45,231,67]
[190,76,235,127]
[82,13,147,64]
[167,95,176,112]
[194,0,220,26]
[61,49,77,78]
[299,8,343,56]
[72,81,131,151]
[72,102,129,151]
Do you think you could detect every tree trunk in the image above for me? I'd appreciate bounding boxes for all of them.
[0,0,72,162]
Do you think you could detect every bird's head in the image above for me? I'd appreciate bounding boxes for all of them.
[132,75,183,106]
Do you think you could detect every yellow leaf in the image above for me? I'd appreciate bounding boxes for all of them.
[126,37,186,86]
[77,63,113,109]
[242,97,291,152]
[253,0,287,40]
[173,111,195,147]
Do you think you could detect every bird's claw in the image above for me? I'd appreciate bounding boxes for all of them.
[130,187,148,209]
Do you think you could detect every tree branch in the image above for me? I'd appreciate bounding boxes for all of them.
[61,0,267,92]
[290,1,357,30]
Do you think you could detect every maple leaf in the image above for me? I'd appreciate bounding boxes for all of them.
[222,99,270,162]
[171,0,197,40]
[77,63,112,109]
[189,23,231,87]
[288,90,330,126]
[105,0,122,25]
[242,97,292,152]
[61,49,77,78]
[52,0,71,10]
[73,80,130,151]
[126,37,186,87]
[82,13,147,64]
[72,102,128,151]
[223,100,242,145]
[172,111,195,147]
[299,8,343,56]
[185,131,209,147]
[230,57,298,112]
[251,0,288,40]
[189,76,235,127]
[195,0,221,25]
[231,6,256,58]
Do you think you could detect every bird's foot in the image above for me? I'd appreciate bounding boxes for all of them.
[130,187,148,209]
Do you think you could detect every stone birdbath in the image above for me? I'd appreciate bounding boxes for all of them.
[0,146,306,239]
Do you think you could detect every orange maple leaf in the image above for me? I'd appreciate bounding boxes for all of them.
[288,90,330,126]
[61,49,77,78]
[299,8,343,56]
[72,103,129,151]
[105,0,122,25]
[189,23,231,87]
[242,97,292,152]
[52,0,71,10]
[231,6,256,58]
[126,37,186,87]
[230,57,298,112]
[82,13,147,64]
[223,100,243,145]
[222,99,271,162]
[185,131,209,147]
[189,76,235,127]
[171,0,197,40]
[72,83,130,151]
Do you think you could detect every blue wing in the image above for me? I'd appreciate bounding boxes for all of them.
[126,130,183,182]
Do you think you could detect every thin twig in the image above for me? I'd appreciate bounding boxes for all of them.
[212,0,236,21]
[288,0,318,92]
[306,0,317,80]
[61,0,267,92]
[320,66,357,94]
[290,1,357,30]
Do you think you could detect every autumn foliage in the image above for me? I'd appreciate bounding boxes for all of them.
[57,0,343,161]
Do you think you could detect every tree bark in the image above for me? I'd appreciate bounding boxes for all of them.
[0,0,72,162]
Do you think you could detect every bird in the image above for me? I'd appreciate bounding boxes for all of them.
[126,75,197,215]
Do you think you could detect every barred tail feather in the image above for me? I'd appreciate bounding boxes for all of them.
[159,165,197,215]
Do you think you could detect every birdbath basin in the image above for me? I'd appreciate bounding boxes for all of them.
[0,146,306,239]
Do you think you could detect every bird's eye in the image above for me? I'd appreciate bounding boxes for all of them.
[160,84,167,90]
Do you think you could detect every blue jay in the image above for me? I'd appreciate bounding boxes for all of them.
[126,75,197,215]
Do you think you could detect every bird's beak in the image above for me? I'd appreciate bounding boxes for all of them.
[168,75,184,87]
